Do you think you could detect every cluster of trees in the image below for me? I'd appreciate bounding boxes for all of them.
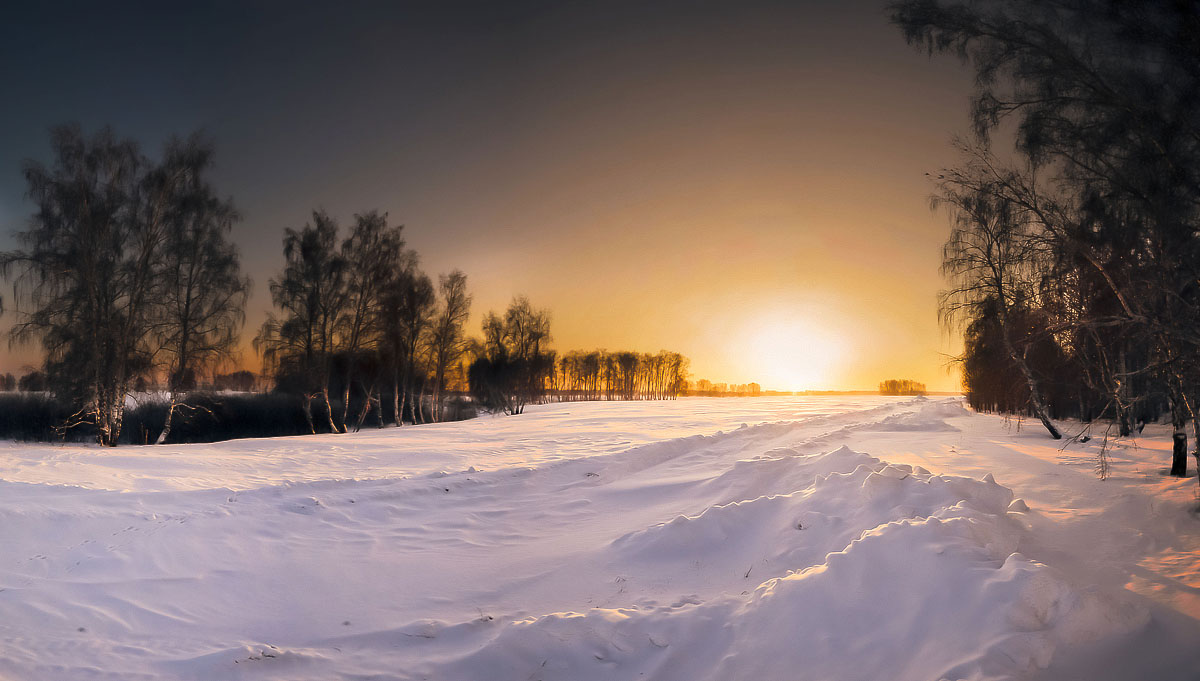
[468,297,553,414]
[466,297,691,411]
[252,210,473,433]
[0,126,249,445]
[1,126,756,445]
[879,379,926,396]
[891,1,1200,477]
[212,370,258,392]
[690,380,762,397]
[552,349,690,401]
[0,125,478,444]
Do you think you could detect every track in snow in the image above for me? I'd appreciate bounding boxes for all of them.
[1,397,1197,680]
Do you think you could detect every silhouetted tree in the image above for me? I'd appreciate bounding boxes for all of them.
[17,370,46,393]
[254,211,347,433]
[468,296,552,414]
[935,155,1062,438]
[153,138,251,443]
[879,379,927,396]
[213,370,257,392]
[377,257,434,425]
[893,0,1200,476]
[2,126,230,445]
[428,270,472,422]
[337,211,406,429]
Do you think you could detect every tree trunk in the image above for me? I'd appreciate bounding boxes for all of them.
[341,373,352,433]
[321,386,338,433]
[1170,391,1188,477]
[302,393,315,434]
[1189,395,1200,490]
[1171,427,1188,476]
[392,369,402,426]
[156,391,178,444]
[353,386,373,432]
[96,386,125,447]
[373,385,384,428]
[1117,346,1132,436]
[1000,330,1061,439]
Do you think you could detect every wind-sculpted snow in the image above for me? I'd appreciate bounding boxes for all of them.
[0,397,1196,680]
[435,449,1145,681]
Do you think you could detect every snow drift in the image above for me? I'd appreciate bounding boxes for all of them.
[0,397,1196,680]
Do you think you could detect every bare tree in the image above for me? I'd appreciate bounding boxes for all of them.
[935,155,1062,438]
[892,0,1200,472]
[336,211,406,429]
[377,258,434,425]
[154,138,251,443]
[428,270,472,422]
[254,211,347,433]
[2,126,222,445]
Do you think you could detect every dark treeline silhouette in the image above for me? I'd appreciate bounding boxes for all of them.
[467,296,691,412]
[879,379,926,396]
[0,124,761,445]
[252,208,475,434]
[891,1,1200,478]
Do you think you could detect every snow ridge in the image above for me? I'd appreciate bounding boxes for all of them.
[0,397,1181,681]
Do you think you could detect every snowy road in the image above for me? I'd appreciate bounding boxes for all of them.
[1,397,1198,680]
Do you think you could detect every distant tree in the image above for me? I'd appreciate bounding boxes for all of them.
[213,370,257,392]
[468,296,552,415]
[254,211,347,433]
[17,370,46,393]
[616,351,638,400]
[878,379,927,396]
[153,138,251,444]
[427,270,472,422]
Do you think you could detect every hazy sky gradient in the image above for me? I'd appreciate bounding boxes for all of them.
[0,0,975,390]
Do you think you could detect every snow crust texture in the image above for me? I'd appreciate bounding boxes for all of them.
[0,397,1195,680]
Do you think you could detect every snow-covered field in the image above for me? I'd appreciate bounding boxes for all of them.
[1,396,1198,680]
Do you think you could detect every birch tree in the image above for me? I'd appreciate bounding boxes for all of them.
[153,139,250,443]
[255,211,346,433]
[2,126,224,445]
[427,270,472,422]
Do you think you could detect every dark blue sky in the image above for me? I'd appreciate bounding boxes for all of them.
[0,0,975,389]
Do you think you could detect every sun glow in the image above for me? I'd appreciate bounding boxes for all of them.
[739,311,847,391]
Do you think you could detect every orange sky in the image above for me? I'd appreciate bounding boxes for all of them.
[0,1,974,391]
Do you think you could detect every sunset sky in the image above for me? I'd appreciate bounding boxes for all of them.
[0,0,977,391]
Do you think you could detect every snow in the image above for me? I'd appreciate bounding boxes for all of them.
[1,396,1197,680]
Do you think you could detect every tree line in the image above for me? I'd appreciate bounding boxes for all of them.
[465,297,691,412]
[0,126,702,444]
[879,379,926,396]
[251,207,474,434]
[891,0,1200,477]
[689,380,762,397]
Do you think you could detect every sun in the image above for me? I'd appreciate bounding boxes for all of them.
[741,315,845,391]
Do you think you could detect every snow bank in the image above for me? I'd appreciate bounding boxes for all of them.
[0,397,1195,680]
[430,448,1146,681]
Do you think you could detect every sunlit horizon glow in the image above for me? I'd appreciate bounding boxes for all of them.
[0,1,971,392]
[742,317,845,392]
